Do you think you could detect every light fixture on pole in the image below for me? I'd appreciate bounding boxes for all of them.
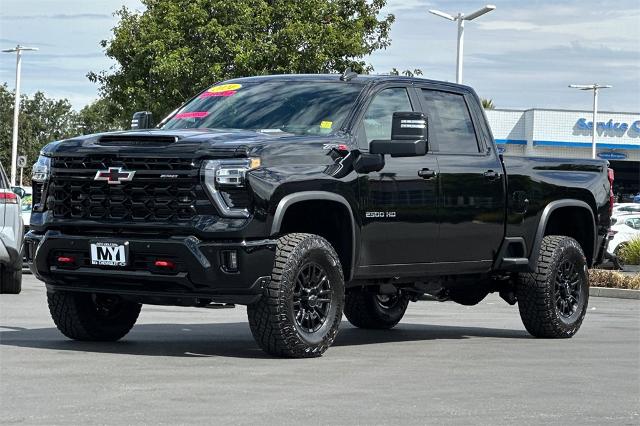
[428,5,496,84]
[569,84,612,159]
[2,45,39,186]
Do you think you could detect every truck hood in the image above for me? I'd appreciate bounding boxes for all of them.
[42,128,340,158]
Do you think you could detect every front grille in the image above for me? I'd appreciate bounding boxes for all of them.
[48,156,214,222]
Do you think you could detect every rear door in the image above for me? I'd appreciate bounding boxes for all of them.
[417,87,505,266]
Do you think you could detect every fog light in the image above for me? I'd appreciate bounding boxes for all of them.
[57,256,75,264]
[222,250,238,272]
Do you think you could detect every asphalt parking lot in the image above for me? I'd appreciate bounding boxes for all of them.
[1,276,638,425]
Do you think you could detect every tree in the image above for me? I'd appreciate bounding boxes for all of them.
[0,84,79,173]
[390,68,423,77]
[89,0,395,125]
[481,98,495,110]
[76,98,124,135]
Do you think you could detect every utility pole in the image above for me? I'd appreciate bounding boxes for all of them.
[429,5,496,84]
[569,84,612,159]
[1,45,39,186]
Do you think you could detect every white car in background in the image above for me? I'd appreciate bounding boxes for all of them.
[0,163,24,294]
[607,214,640,258]
[612,203,640,216]
[18,186,32,230]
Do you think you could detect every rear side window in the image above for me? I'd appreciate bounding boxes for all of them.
[362,87,413,143]
[421,90,479,153]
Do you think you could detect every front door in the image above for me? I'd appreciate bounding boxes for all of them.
[357,86,440,267]
[418,88,506,265]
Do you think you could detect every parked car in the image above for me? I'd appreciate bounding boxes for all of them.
[18,186,32,231]
[25,74,612,357]
[612,203,640,216]
[608,214,640,258]
[0,163,24,294]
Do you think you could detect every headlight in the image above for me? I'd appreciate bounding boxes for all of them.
[202,158,260,218]
[32,155,51,182]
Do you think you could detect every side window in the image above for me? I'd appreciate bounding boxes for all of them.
[421,90,480,153]
[362,87,413,143]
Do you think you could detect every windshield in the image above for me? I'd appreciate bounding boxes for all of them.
[162,81,364,135]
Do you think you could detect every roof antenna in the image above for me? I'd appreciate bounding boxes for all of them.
[340,67,358,81]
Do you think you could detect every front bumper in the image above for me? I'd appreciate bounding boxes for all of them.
[25,230,276,305]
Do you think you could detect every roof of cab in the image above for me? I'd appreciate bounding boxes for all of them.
[224,73,473,92]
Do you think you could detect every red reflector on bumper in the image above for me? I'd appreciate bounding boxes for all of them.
[57,256,75,264]
[154,260,175,269]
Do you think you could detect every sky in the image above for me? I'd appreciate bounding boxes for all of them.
[0,0,638,112]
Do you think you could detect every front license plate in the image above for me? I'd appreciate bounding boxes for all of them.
[90,241,129,267]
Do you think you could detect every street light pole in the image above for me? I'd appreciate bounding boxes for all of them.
[2,45,39,186]
[569,84,612,159]
[429,5,496,84]
[456,14,464,84]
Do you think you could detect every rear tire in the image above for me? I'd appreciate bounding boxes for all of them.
[516,235,589,338]
[47,291,141,341]
[247,233,344,358]
[344,289,410,329]
[0,264,22,294]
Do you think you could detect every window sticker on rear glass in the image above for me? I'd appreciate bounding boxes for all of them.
[200,83,242,98]
[320,120,333,129]
[175,111,209,119]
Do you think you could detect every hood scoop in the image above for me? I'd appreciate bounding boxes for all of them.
[97,134,178,146]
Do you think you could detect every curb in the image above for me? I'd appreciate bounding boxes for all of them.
[589,287,640,300]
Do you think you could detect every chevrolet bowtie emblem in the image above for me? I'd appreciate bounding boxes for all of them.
[94,167,136,184]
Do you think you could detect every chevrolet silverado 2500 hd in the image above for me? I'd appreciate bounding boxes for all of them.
[25,74,613,357]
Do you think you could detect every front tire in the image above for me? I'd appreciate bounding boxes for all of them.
[247,233,345,358]
[344,289,410,329]
[48,291,141,341]
[516,235,589,338]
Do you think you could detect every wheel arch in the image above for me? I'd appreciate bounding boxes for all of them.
[530,199,597,270]
[270,191,359,281]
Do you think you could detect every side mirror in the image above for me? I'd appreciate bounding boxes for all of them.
[11,186,26,198]
[131,111,154,129]
[369,111,428,157]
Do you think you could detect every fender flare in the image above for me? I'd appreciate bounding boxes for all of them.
[270,191,359,280]
[529,199,596,270]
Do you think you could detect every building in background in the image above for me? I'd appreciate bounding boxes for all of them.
[486,108,640,202]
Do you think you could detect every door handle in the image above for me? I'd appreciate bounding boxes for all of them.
[483,170,500,180]
[418,168,437,179]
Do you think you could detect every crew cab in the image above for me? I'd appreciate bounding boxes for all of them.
[24,74,612,357]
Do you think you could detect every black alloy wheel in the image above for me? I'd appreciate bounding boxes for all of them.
[293,262,333,333]
[554,259,584,320]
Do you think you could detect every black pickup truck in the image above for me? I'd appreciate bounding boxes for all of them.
[24,74,613,357]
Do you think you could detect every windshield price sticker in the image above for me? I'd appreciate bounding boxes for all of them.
[200,83,242,98]
[175,111,209,119]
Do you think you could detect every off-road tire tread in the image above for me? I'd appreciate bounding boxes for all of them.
[516,235,588,338]
[247,233,344,358]
[47,291,141,341]
[344,290,410,329]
